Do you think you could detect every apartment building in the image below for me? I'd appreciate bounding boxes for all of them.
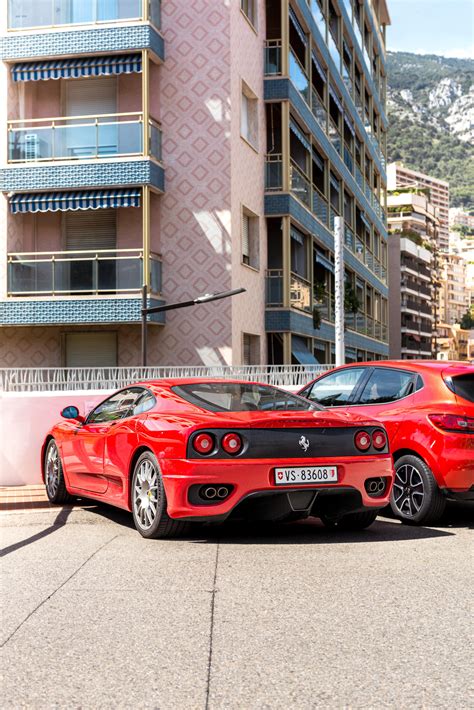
[0,0,269,367]
[438,252,470,326]
[449,207,474,232]
[264,0,391,365]
[448,229,474,309]
[387,188,438,359]
[0,0,391,368]
[387,162,449,252]
[437,323,470,362]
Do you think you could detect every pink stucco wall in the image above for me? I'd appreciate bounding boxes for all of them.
[0,391,113,486]
[230,1,267,364]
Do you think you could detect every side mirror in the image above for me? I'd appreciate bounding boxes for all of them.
[60,405,85,423]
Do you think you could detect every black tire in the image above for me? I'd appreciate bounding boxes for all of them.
[131,451,188,539]
[391,454,446,525]
[44,439,74,505]
[320,509,379,530]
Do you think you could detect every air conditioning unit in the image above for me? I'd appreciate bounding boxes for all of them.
[24,134,39,161]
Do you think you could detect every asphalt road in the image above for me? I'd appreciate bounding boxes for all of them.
[1,502,472,710]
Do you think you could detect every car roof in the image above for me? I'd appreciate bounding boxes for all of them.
[326,360,473,373]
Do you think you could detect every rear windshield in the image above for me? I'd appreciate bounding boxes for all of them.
[172,383,321,412]
[449,374,474,404]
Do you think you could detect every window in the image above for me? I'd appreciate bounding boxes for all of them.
[65,332,117,367]
[306,367,367,406]
[242,333,261,365]
[241,207,260,269]
[241,82,258,148]
[241,0,256,28]
[172,383,318,412]
[133,390,156,415]
[87,388,145,424]
[358,369,416,405]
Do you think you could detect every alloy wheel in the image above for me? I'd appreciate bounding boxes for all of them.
[393,463,425,517]
[46,442,60,499]
[133,458,160,530]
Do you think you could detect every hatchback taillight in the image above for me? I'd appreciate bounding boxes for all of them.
[372,429,387,450]
[428,414,474,433]
[192,432,215,454]
[354,430,371,451]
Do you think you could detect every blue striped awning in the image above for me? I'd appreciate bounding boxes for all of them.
[10,189,141,214]
[12,54,142,82]
[292,336,318,365]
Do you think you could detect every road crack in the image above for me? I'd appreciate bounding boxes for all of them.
[1,534,119,648]
[205,541,220,710]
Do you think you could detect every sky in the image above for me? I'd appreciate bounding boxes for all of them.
[387,0,474,59]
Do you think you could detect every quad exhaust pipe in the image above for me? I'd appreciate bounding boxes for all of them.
[200,485,231,501]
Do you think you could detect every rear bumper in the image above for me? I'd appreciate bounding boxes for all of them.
[442,485,474,502]
[159,456,394,521]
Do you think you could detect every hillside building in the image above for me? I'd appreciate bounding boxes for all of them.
[387,188,438,359]
[387,162,449,252]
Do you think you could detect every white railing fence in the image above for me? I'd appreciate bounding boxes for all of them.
[0,365,334,392]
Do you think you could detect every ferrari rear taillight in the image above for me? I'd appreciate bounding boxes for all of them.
[428,414,474,433]
[221,432,243,455]
[354,430,371,451]
[192,432,215,455]
[372,429,387,450]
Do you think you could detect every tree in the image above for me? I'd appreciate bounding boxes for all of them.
[460,310,474,330]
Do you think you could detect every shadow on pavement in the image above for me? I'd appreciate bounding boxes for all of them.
[83,503,455,544]
[0,507,74,558]
[382,500,473,530]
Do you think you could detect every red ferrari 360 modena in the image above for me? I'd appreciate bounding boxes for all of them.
[42,379,393,538]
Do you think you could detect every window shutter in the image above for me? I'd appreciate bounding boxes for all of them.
[65,77,117,117]
[65,210,116,251]
[242,213,250,259]
[243,334,251,366]
[65,332,117,367]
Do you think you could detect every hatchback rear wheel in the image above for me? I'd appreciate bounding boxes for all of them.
[131,452,188,539]
[391,454,446,525]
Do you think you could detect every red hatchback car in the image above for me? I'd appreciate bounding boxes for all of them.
[42,379,393,537]
[299,361,474,525]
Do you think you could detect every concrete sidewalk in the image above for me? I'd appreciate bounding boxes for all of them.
[1,502,472,709]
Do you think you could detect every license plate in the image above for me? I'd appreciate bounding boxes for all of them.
[274,466,338,486]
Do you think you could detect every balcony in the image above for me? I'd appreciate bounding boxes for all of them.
[264,40,282,76]
[7,0,161,31]
[265,270,311,313]
[7,249,162,297]
[1,113,164,193]
[8,113,161,164]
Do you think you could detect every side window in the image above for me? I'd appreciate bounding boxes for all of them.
[133,391,156,415]
[358,369,415,405]
[307,368,367,406]
[87,388,144,424]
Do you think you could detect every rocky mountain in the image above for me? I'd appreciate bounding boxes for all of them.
[386,51,474,210]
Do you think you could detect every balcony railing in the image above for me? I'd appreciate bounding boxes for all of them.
[290,272,311,312]
[311,89,327,133]
[7,249,162,297]
[8,113,162,164]
[290,161,311,209]
[8,0,161,30]
[265,153,283,191]
[289,49,309,105]
[264,39,282,76]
